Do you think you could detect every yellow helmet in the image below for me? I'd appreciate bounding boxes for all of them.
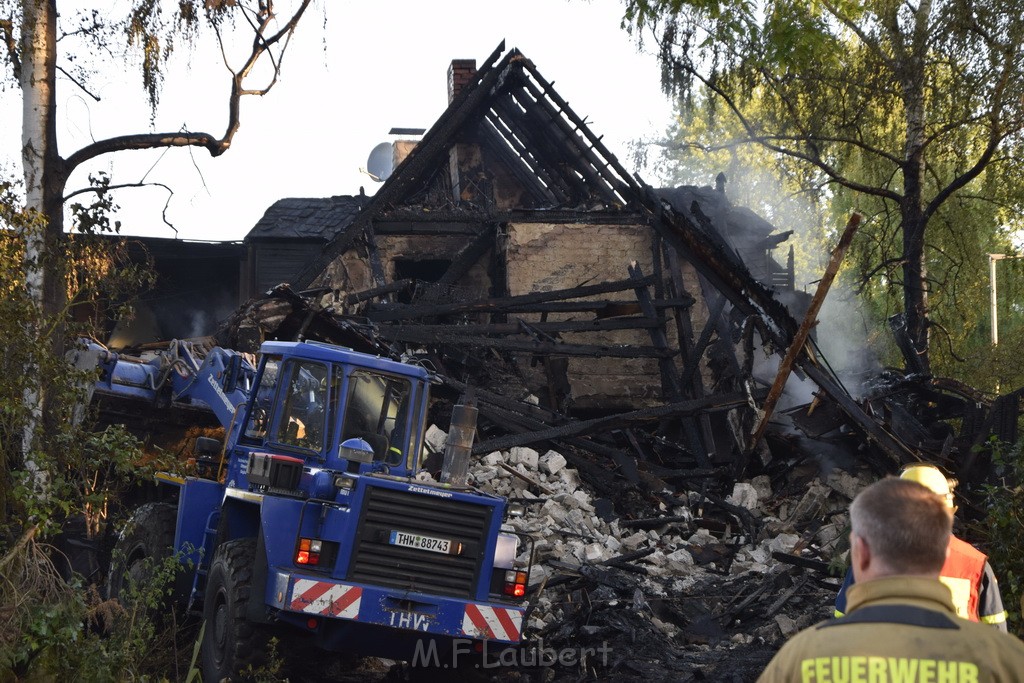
[900,464,956,508]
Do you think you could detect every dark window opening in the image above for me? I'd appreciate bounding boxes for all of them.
[393,259,452,304]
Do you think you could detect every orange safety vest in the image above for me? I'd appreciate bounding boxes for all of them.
[939,535,987,622]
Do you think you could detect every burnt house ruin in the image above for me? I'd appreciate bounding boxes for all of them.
[236,44,811,478]
[226,44,1019,511]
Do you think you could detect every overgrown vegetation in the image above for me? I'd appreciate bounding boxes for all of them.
[982,438,1024,639]
[0,177,193,680]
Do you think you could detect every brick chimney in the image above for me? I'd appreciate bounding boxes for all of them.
[448,59,477,103]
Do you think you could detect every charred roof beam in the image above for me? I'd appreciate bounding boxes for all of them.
[511,78,628,206]
[481,109,565,204]
[490,92,592,203]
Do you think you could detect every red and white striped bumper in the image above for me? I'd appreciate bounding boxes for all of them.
[289,578,362,619]
[281,574,524,644]
[461,603,523,642]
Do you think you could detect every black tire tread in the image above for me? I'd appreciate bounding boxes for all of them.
[107,501,178,602]
[202,538,268,681]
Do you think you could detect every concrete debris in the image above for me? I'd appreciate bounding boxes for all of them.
[429,422,865,682]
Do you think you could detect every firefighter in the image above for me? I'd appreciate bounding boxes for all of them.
[758,478,1024,682]
[834,464,1008,631]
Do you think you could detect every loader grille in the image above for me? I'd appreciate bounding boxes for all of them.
[346,485,493,599]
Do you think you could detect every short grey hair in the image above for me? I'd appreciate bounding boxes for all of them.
[849,478,952,575]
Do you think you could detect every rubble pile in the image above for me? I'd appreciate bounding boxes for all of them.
[423,426,875,681]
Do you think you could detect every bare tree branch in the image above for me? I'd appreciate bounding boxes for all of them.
[56,64,99,101]
[63,181,178,236]
[64,1,313,173]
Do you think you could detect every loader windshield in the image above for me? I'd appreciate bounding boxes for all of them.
[340,370,413,466]
[275,360,329,451]
[242,357,281,441]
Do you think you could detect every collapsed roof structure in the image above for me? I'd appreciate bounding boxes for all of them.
[229,43,1018,500]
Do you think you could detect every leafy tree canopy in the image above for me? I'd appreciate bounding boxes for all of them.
[624,0,1024,372]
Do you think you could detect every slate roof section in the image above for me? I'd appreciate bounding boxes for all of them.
[246,195,365,242]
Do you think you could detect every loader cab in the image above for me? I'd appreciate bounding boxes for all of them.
[234,342,430,481]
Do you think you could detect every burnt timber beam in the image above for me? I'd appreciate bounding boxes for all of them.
[518,57,644,199]
[380,330,675,358]
[493,90,592,201]
[665,246,717,464]
[479,117,560,204]
[371,222,486,236]
[373,208,644,225]
[437,225,497,287]
[640,188,799,350]
[506,81,618,204]
[364,273,664,321]
[474,403,662,491]
[363,221,388,293]
[376,316,666,337]
[680,293,729,390]
[472,391,762,454]
[345,279,415,306]
[628,261,683,400]
[439,375,563,425]
[482,109,568,204]
[799,362,913,467]
[747,213,861,451]
[368,298,691,321]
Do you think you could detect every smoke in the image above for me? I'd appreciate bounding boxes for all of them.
[648,143,882,403]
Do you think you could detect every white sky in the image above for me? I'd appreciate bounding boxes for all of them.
[1,0,676,243]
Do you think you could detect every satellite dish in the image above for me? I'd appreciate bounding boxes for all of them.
[366,142,394,182]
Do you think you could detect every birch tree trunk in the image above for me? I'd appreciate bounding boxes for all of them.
[19,0,64,467]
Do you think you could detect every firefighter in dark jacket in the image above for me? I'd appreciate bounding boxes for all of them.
[834,464,1008,631]
[759,478,1024,683]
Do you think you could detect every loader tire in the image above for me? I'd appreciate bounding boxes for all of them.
[202,538,269,681]
[107,502,180,613]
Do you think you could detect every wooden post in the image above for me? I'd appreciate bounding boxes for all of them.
[747,213,862,451]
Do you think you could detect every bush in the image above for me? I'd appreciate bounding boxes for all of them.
[982,438,1024,638]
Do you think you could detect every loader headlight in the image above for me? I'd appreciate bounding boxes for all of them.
[493,533,518,569]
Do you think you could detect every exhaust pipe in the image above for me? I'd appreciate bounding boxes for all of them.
[440,393,478,486]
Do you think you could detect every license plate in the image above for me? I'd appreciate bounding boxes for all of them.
[389,530,457,555]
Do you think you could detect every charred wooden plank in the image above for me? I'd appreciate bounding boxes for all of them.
[799,362,912,467]
[629,261,683,400]
[376,316,666,337]
[365,274,665,321]
[344,279,415,306]
[680,293,729,390]
[472,391,762,454]
[368,298,692,321]
[372,222,487,236]
[292,41,510,289]
[363,221,389,293]
[438,224,497,286]
[438,375,563,425]
[665,247,716,465]
[770,552,832,574]
[748,213,861,451]
[641,188,800,350]
[371,330,675,358]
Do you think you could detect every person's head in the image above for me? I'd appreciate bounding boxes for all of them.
[900,464,957,511]
[849,477,953,582]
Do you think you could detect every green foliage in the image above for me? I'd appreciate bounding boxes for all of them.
[0,176,160,533]
[628,0,1024,370]
[0,537,195,681]
[981,438,1024,638]
[0,174,186,678]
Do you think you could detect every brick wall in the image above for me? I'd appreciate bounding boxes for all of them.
[506,221,678,410]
